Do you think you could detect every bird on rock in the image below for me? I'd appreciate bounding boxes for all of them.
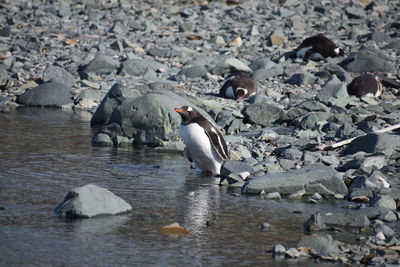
[294,33,344,61]
[219,71,257,101]
[175,106,229,176]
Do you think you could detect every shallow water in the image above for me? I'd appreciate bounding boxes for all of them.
[0,108,354,266]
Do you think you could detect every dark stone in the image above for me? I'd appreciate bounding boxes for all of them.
[220,160,254,178]
[84,54,118,74]
[343,133,400,156]
[16,81,72,107]
[340,47,395,73]
[42,64,75,87]
[91,83,141,126]
[242,165,347,195]
[304,212,327,232]
[243,103,284,126]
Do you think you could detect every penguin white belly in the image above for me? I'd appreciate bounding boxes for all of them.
[180,123,223,175]
[225,86,235,99]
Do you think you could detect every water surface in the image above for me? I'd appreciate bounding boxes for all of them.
[0,108,352,266]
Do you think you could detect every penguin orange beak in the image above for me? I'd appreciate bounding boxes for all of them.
[175,108,184,113]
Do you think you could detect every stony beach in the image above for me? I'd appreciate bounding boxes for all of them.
[1,0,400,265]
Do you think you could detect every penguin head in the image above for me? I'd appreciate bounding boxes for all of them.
[333,47,344,57]
[236,88,248,101]
[175,106,200,125]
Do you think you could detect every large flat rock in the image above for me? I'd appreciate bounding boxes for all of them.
[241,165,347,195]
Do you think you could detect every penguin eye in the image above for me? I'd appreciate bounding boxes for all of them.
[187,106,193,112]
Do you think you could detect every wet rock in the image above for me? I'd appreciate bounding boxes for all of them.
[55,184,132,218]
[340,47,395,73]
[42,64,75,87]
[304,212,327,232]
[323,212,370,228]
[84,54,118,74]
[16,81,72,108]
[349,175,390,194]
[220,160,254,178]
[315,75,349,108]
[91,133,113,146]
[242,165,347,196]
[370,195,397,211]
[243,103,284,126]
[343,133,400,156]
[99,90,204,146]
[297,234,341,257]
[91,83,141,126]
[262,191,281,200]
[285,248,301,258]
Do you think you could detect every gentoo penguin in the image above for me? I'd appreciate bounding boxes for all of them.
[294,34,344,61]
[219,71,257,101]
[347,74,384,97]
[175,106,229,176]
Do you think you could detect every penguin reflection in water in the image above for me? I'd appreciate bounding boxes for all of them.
[175,106,229,176]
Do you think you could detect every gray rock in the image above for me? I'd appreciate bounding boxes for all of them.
[147,47,172,58]
[374,223,395,237]
[16,81,72,107]
[349,175,389,193]
[285,248,301,258]
[91,83,141,126]
[100,90,206,146]
[241,165,347,195]
[178,65,208,78]
[42,64,75,87]
[345,7,366,19]
[315,75,349,107]
[243,103,284,126]
[370,195,397,211]
[120,58,167,77]
[286,72,315,86]
[111,136,132,147]
[322,212,370,228]
[378,210,397,222]
[210,57,252,76]
[304,183,336,197]
[304,213,327,232]
[283,100,329,121]
[220,160,254,178]
[340,47,395,73]
[281,148,302,160]
[265,192,281,200]
[294,112,332,130]
[84,54,118,74]
[364,32,392,45]
[92,133,113,146]
[252,66,284,80]
[343,133,400,156]
[55,184,132,218]
[297,234,341,256]
[74,89,107,110]
[320,63,352,84]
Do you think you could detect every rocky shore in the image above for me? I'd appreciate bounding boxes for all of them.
[1,0,400,265]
